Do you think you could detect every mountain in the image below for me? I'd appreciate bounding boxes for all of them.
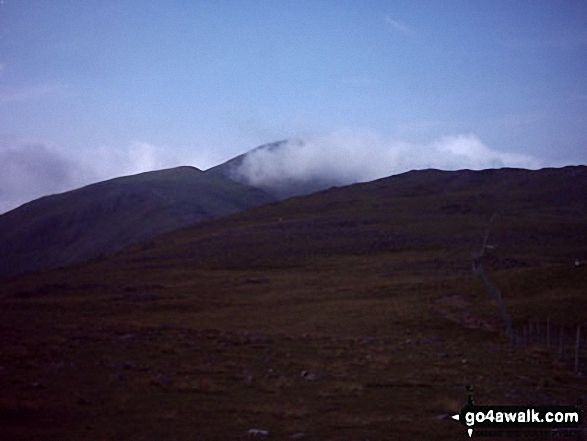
[206,139,343,199]
[0,165,275,280]
[206,140,289,177]
[126,165,587,273]
[1,166,587,440]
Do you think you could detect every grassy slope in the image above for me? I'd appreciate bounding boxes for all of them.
[0,166,586,440]
[0,166,275,280]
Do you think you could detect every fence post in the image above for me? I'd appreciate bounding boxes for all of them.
[536,319,541,345]
[575,325,582,374]
[559,326,564,360]
[523,327,528,346]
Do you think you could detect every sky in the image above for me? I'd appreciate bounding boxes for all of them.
[0,0,586,213]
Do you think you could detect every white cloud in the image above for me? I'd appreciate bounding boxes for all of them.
[0,138,195,214]
[232,129,541,190]
[83,142,179,179]
[384,16,415,37]
[0,139,89,213]
[0,131,543,214]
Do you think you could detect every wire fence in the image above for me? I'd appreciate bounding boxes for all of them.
[472,214,586,375]
[512,319,586,374]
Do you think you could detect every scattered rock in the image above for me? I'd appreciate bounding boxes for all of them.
[246,333,272,344]
[432,414,452,420]
[301,370,323,381]
[247,428,269,439]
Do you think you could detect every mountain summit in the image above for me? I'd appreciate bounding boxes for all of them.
[206,140,345,199]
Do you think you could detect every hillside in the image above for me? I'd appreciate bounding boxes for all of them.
[1,166,586,440]
[0,166,275,280]
[168,166,587,273]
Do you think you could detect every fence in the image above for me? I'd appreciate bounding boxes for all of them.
[473,258,586,374]
[512,318,586,374]
[471,215,587,374]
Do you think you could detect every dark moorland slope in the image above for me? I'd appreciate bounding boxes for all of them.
[0,166,275,280]
[1,166,586,440]
[167,166,587,272]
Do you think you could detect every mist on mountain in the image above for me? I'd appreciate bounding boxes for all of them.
[209,130,541,199]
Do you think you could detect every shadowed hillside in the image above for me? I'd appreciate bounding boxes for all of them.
[0,166,275,280]
[158,166,587,274]
[1,166,586,440]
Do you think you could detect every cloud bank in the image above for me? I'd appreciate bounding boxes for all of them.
[0,130,542,214]
[0,141,84,213]
[0,138,184,214]
[232,129,541,190]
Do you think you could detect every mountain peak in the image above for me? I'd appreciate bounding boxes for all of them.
[205,139,340,199]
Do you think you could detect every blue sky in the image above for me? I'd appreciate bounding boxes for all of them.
[0,0,586,212]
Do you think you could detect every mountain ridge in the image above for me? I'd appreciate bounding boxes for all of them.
[0,165,275,280]
[2,138,585,282]
[114,164,587,276]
